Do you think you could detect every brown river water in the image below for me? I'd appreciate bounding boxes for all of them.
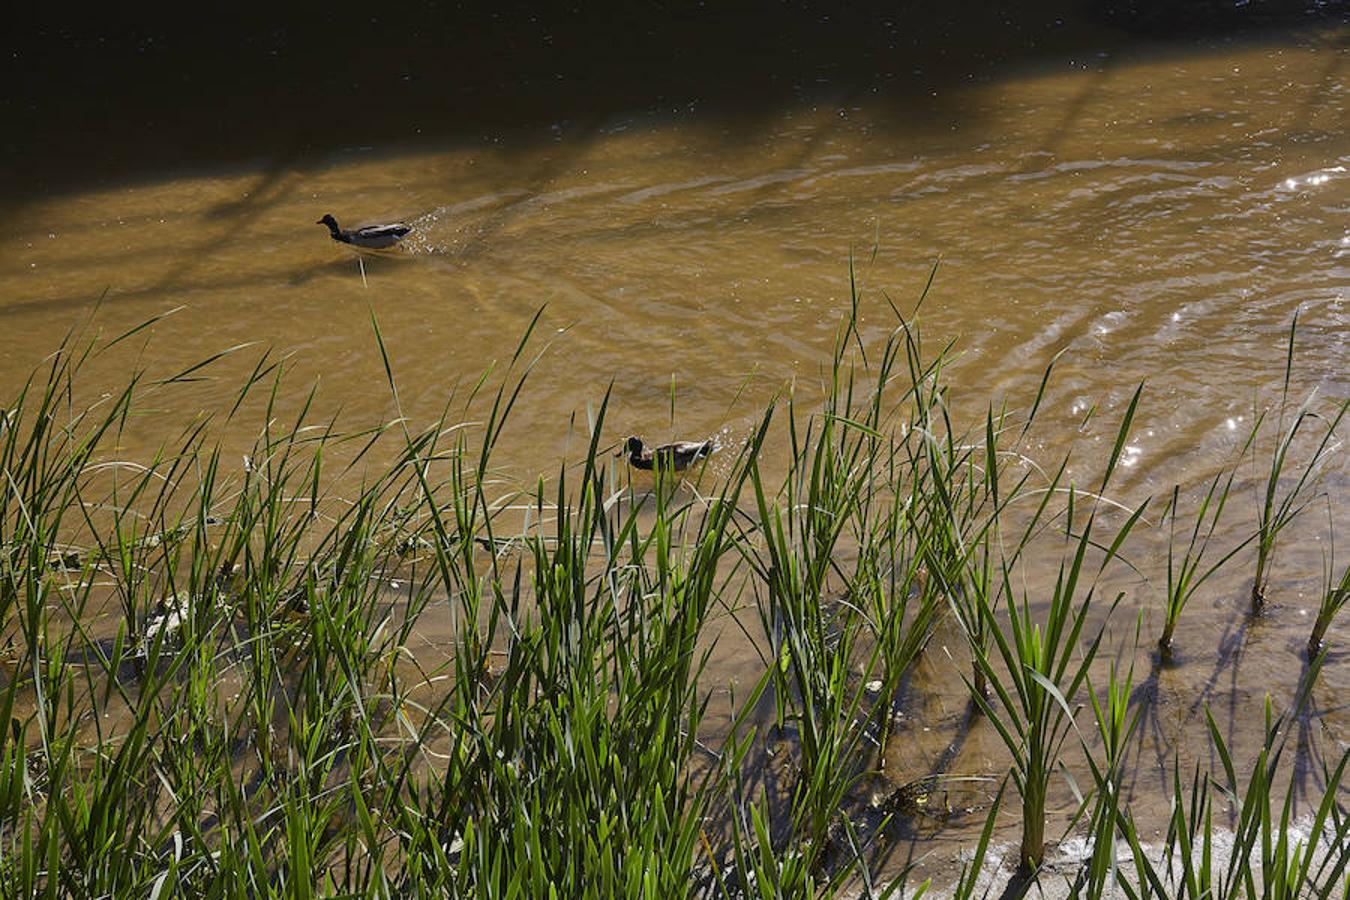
[2,5,1348,885]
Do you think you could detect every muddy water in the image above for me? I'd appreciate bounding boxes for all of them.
[2,17,1348,883]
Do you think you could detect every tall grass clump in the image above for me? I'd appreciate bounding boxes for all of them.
[959,386,1148,872]
[892,281,1059,707]
[1069,659,1142,897]
[1156,462,1249,657]
[1309,557,1348,656]
[1308,495,1350,657]
[727,281,949,893]
[361,319,779,897]
[1249,314,1349,613]
[436,407,753,896]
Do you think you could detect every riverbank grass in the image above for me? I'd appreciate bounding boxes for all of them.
[1,282,1346,897]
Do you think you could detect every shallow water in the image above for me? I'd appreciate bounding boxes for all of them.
[2,9,1348,884]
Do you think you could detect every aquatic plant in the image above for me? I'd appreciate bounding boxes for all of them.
[1156,463,1250,656]
[1070,660,1142,897]
[1133,697,1350,899]
[956,384,1147,872]
[1249,314,1349,613]
[1309,535,1349,656]
[0,276,1345,898]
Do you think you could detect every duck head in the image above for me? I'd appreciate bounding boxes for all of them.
[317,214,340,234]
[620,436,644,460]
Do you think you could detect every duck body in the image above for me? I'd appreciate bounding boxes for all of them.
[318,213,412,249]
[622,436,718,472]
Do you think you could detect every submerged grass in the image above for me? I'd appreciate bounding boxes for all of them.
[0,275,1346,898]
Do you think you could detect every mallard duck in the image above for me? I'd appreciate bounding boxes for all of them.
[317,213,412,249]
[620,436,718,472]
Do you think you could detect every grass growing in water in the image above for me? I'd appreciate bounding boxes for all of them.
[1248,313,1349,613]
[1156,463,1249,658]
[1310,558,1349,657]
[0,277,1345,897]
[1126,694,1350,899]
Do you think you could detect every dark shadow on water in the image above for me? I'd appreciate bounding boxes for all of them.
[1185,608,1254,756]
[2,0,1344,215]
[1124,608,1349,833]
[147,150,309,299]
[1,254,419,319]
[862,694,991,893]
[1125,653,1175,800]
[1121,610,1254,817]
[1288,644,1349,814]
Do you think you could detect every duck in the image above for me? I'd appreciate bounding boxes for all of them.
[619,436,719,472]
[317,213,412,249]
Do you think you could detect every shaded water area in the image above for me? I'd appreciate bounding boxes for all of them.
[2,2,1349,889]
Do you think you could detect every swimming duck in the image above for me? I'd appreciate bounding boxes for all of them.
[317,213,412,249]
[620,436,718,472]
